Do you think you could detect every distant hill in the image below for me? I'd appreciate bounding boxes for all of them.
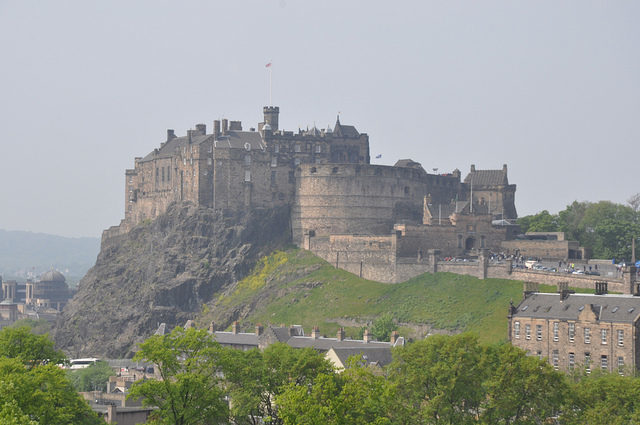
[0,229,100,285]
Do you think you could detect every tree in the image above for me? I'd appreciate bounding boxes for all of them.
[68,360,115,392]
[220,342,334,425]
[628,192,640,212]
[517,210,558,234]
[0,357,103,425]
[388,333,488,425]
[128,327,229,425]
[277,361,396,425]
[0,326,65,368]
[371,312,396,342]
[481,344,567,424]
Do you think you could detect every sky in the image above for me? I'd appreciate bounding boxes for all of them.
[1,1,638,238]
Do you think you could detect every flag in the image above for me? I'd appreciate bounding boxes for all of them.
[375,154,382,159]
[265,62,272,68]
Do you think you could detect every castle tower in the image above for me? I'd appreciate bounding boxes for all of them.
[263,106,279,132]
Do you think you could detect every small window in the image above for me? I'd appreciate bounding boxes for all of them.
[315,144,322,153]
[514,321,520,339]
[404,186,410,196]
[288,171,294,183]
[585,353,591,373]
[294,158,301,166]
[569,352,575,370]
[294,144,301,153]
[271,170,276,184]
[601,329,608,345]
[244,154,251,166]
[568,323,575,342]
[274,144,280,153]
[584,328,591,344]
[553,322,559,342]
[601,355,608,371]
[618,356,624,375]
[536,325,542,341]
[480,235,485,248]
[167,167,171,181]
[162,167,165,182]
[457,235,463,248]
[525,324,531,340]
[310,167,317,174]
[244,170,251,182]
[207,158,212,165]
[537,350,543,360]
[618,329,624,347]
[332,167,338,174]
[552,350,559,370]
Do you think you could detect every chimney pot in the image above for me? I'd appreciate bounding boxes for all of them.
[221,119,229,136]
[336,327,345,341]
[232,321,239,334]
[363,329,370,343]
[255,324,264,336]
[311,326,320,339]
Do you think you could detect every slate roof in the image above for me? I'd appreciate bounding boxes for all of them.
[512,293,640,323]
[330,346,394,367]
[463,169,508,186]
[286,336,396,352]
[212,331,259,347]
[141,133,212,162]
[394,159,424,170]
[214,131,266,150]
[333,118,360,138]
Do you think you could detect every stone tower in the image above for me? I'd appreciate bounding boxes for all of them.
[263,106,279,131]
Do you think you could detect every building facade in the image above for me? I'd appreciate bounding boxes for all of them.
[508,277,640,374]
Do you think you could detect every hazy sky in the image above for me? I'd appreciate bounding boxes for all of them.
[1,1,638,237]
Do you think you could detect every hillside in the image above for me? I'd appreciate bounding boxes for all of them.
[0,229,100,285]
[52,203,291,358]
[198,249,592,344]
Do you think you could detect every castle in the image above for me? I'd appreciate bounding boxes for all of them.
[107,106,522,282]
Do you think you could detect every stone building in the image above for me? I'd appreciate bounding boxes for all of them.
[508,276,640,374]
[25,270,71,311]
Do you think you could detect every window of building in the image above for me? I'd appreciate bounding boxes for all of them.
[288,171,294,183]
[585,353,591,373]
[525,324,531,340]
[167,167,171,181]
[568,323,575,342]
[155,167,159,183]
[162,167,165,182]
[467,224,474,232]
[271,157,277,167]
[584,327,591,344]
[404,186,410,196]
[601,329,608,345]
[536,324,543,341]
[553,322,559,342]
[244,154,251,166]
[207,158,212,166]
[294,158,301,166]
[537,351,543,360]
[274,144,280,153]
[315,144,322,153]
[618,356,624,375]
[552,350,559,370]
[294,144,301,153]
[514,321,520,339]
[601,355,608,371]
[457,235,463,249]
[569,352,575,370]
[480,235,485,248]
[244,170,251,182]
[618,329,624,346]
[271,171,276,184]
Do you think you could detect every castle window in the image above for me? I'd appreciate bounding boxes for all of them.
[244,170,251,182]
[568,323,575,342]
[618,356,624,375]
[295,144,301,153]
[332,167,338,174]
[310,167,317,174]
[167,167,171,181]
[585,353,591,373]
[514,321,520,339]
[271,157,277,167]
[244,154,251,166]
[601,355,608,371]
[618,329,624,346]
[315,144,322,153]
[288,171,294,183]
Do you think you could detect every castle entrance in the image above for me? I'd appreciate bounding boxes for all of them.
[465,237,475,251]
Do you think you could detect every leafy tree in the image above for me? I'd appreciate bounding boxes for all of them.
[481,343,567,424]
[0,357,102,425]
[68,360,115,392]
[8,318,51,335]
[128,327,229,425]
[388,333,488,425]
[0,326,65,368]
[220,342,334,425]
[276,360,396,425]
[628,192,640,212]
[371,312,396,342]
[517,210,558,234]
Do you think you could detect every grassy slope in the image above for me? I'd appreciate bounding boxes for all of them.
[202,248,591,344]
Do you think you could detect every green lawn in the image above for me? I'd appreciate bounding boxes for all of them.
[200,248,590,344]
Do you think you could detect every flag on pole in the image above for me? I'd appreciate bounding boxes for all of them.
[375,154,382,159]
[265,62,272,68]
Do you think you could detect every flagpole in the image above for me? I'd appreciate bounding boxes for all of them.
[269,66,272,105]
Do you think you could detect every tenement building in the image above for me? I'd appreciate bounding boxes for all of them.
[508,279,640,374]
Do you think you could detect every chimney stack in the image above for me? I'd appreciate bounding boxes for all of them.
[288,325,296,336]
[213,120,221,139]
[336,328,345,341]
[595,281,608,295]
[470,164,476,172]
[221,119,229,136]
[167,129,176,142]
[209,321,215,333]
[311,326,320,339]
[390,330,399,344]
[363,329,371,343]
[255,324,264,336]
[187,130,193,144]
[232,321,239,334]
[229,120,242,131]
[195,123,206,135]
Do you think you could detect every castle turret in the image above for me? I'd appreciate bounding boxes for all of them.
[263,106,279,132]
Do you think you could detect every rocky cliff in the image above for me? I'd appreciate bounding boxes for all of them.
[53,202,291,358]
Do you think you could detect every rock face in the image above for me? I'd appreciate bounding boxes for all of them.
[53,202,291,358]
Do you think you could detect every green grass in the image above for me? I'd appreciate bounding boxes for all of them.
[200,248,592,344]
